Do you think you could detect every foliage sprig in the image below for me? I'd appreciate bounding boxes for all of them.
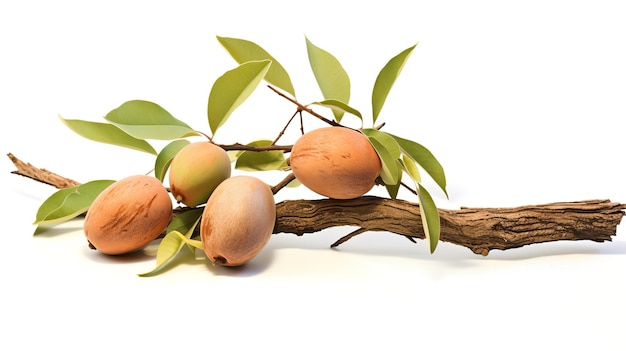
[31,35,449,275]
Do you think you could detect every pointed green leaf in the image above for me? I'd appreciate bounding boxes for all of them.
[311,100,362,124]
[216,36,296,97]
[166,207,203,237]
[59,115,157,154]
[181,236,204,250]
[305,37,350,122]
[104,100,198,140]
[154,139,191,182]
[361,129,401,185]
[138,231,191,277]
[384,160,403,199]
[33,180,116,227]
[208,60,272,135]
[390,133,448,198]
[417,184,440,253]
[400,154,421,184]
[372,44,417,124]
[139,212,203,277]
[234,140,288,171]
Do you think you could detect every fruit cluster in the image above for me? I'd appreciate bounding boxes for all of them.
[83,126,382,267]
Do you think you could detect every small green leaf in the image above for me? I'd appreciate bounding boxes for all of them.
[417,184,440,253]
[372,44,417,124]
[138,231,191,277]
[305,37,350,122]
[208,60,272,136]
[400,154,421,184]
[104,100,198,140]
[384,160,403,199]
[154,139,191,182]
[390,133,448,198]
[34,180,116,227]
[216,36,296,97]
[361,129,401,186]
[311,100,362,124]
[139,213,203,277]
[234,140,288,171]
[59,115,157,154]
[166,208,203,237]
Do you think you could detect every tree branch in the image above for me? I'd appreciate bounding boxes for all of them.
[274,196,625,255]
[219,143,292,152]
[7,153,80,189]
[8,153,625,256]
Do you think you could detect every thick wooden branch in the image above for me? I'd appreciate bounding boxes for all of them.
[274,197,626,255]
[8,153,625,255]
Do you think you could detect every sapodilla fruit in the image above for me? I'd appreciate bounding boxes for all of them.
[200,175,276,266]
[168,142,231,207]
[289,126,382,199]
[84,175,172,255]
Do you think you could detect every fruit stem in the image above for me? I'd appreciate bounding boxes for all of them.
[195,130,213,142]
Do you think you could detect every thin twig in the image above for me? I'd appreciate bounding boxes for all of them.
[7,153,80,189]
[331,227,369,247]
[271,172,296,195]
[219,143,292,152]
[267,85,342,127]
[271,109,300,146]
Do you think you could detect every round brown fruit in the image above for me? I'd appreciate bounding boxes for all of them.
[200,175,276,267]
[289,127,382,199]
[168,142,231,207]
[84,175,173,255]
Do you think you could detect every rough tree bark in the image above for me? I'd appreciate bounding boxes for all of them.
[8,153,626,256]
[275,197,625,255]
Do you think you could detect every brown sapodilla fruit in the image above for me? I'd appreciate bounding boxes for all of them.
[169,142,231,207]
[289,126,382,199]
[84,175,173,255]
[200,175,276,267]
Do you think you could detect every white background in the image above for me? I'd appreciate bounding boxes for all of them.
[2,1,625,350]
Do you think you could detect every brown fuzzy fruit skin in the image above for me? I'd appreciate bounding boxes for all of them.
[200,175,276,267]
[168,142,231,208]
[84,175,173,255]
[289,127,382,199]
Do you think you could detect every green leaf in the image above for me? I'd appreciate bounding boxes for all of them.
[138,231,192,277]
[361,129,401,185]
[59,115,157,155]
[390,133,448,198]
[166,208,203,237]
[305,37,350,122]
[417,183,440,253]
[384,160,403,199]
[234,140,288,171]
[154,139,191,182]
[208,60,272,136]
[33,180,116,227]
[139,212,203,277]
[400,154,421,184]
[216,36,296,97]
[372,44,417,124]
[311,100,362,124]
[104,100,198,140]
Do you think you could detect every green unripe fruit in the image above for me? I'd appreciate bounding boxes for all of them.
[168,142,231,207]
